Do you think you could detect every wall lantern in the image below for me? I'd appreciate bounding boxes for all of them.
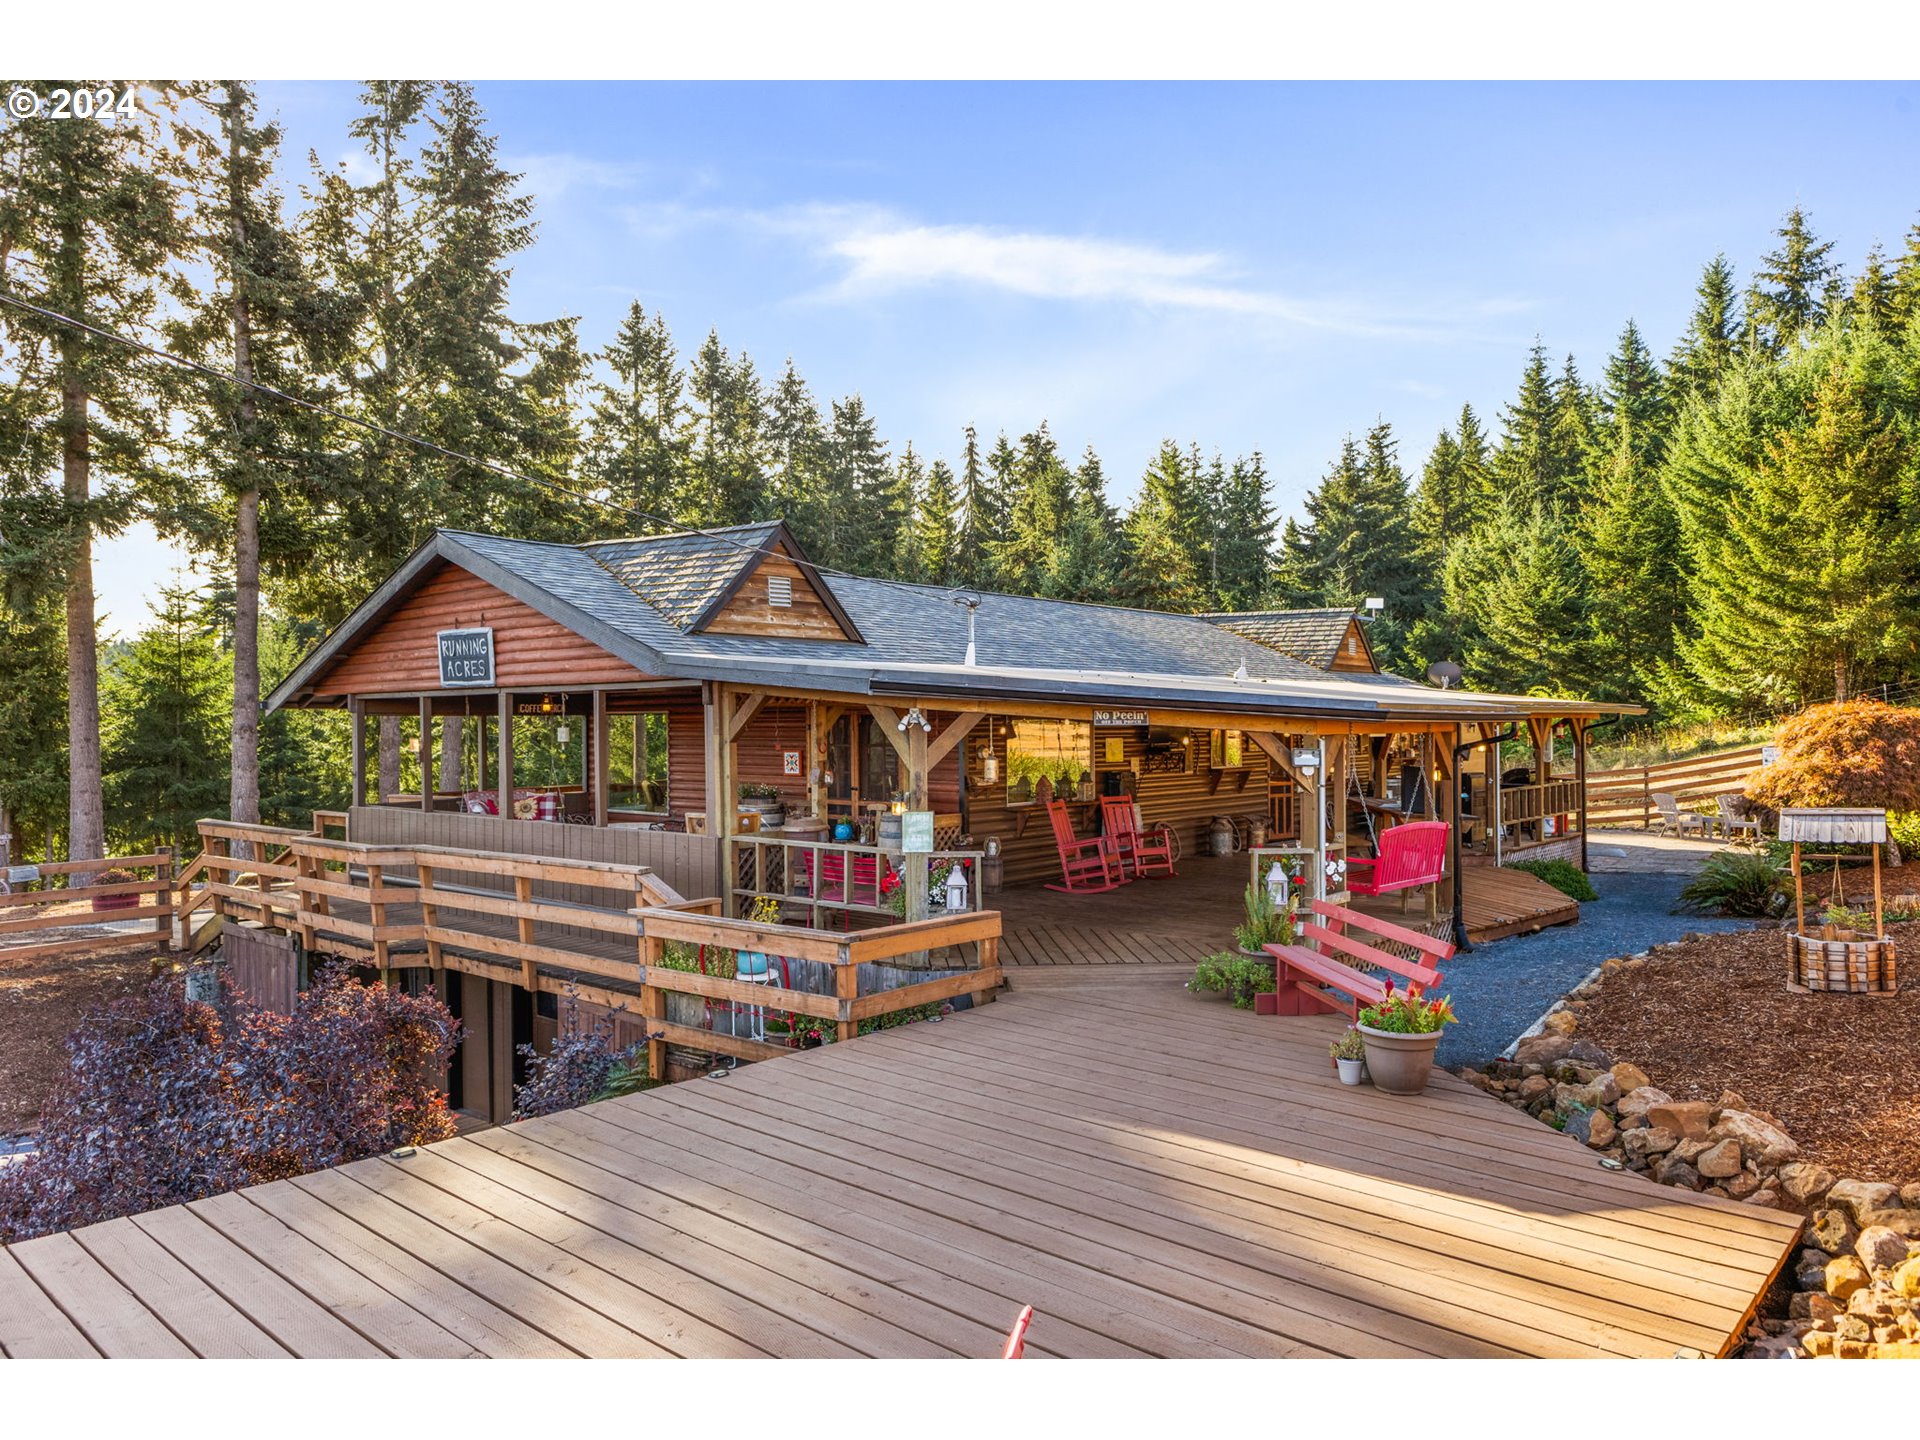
[1292,747,1320,772]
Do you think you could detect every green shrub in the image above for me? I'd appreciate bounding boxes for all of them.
[1504,859,1598,903]
[1234,878,1294,952]
[1886,810,1920,858]
[1190,952,1274,1009]
[1679,849,1787,917]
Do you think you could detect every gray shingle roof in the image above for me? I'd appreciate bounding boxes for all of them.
[267,525,1638,720]
[581,521,783,629]
[1201,608,1363,670]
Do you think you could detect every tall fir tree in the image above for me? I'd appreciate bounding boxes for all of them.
[1492,340,1567,509]
[1046,446,1123,601]
[1209,452,1277,610]
[880,443,924,579]
[827,395,890,575]
[582,300,687,532]
[0,80,189,869]
[764,357,828,551]
[1442,501,1593,695]
[1595,319,1670,473]
[1748,205,1840,354]
[1847,244,1897,329]
[685,330,766,528]
[912,458,960,587]
[952,424,1002,590]
[1116,441,1202,611]
[991,422,1073,594]
[1667,254,1744,402]
[1889,216,1920,333]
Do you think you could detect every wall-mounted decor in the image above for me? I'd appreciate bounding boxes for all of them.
[437,627,494,686]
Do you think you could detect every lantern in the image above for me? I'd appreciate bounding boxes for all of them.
[944,864,970,912]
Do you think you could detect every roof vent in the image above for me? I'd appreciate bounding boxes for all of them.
[766,574,793,608]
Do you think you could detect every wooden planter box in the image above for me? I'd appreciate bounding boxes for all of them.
[1787,931,1898,994]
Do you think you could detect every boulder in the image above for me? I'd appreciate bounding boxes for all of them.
[1861,1210,1920,1241]
[1543,1008,1577,1036]
[1646,1100,1714,1140]
[1803,1330,1836,1357]
[1715,1089,1749,1113]
[1673,1138,1713,1163]
[1795,1253,1832,1289]
[1778,1162,1838,1209]
[1557,1076,1621,1111]
[1623,1126,1680,1162]
[1586,1109,1616,1149]
[1811,1208,1860,1256]
[1707,1110,1798,1167]
[1654,1155,1703,1190]
[1724,1170,1762,1201]
[1697,1139,1744,1179]
[1891,1257,1920,1299]
[1825,1255,1871,1301]
[1857,1225,1914,1272]
[1791,1291,1841,1322]
[1512,1033,1611,1069]
[1617,1086,1672,1118]
[1610,1061,1652,1094]
[1828,1179,1902,1227]
[1744,1189,1783,1209]
[1900,1182,1920,1210]
[1518,1075,1551,1102]
[1563,1108,1595,1144]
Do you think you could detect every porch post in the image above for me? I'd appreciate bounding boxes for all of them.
[496,690,513,819]
[349,698,366,808]
[1575,718,1590,872]
[906,720,930,923]
[592,689,610,826]
[419,697,434,812]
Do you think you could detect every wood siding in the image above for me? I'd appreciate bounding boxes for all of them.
[1330,619,1377,673]
[701,551,855,642]
[313,562,658,697]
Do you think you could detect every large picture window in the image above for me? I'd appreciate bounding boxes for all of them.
[1004,718,1092,803]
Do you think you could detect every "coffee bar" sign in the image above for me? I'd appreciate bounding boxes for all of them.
[437,628,495,687]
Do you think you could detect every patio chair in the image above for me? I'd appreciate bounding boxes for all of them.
[1716,794,1763,843]
[1651,791,1710,838]
[1098,795,1176,879]
[1044,799,1124,893]
[1345,820,1448,911]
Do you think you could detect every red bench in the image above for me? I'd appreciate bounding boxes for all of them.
[1261,900,1453,1020]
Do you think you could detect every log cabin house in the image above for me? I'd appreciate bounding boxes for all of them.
[247,520,1635,1122]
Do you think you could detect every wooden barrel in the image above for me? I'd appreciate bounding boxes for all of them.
[1787,932,1898,993]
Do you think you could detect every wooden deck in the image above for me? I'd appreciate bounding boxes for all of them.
[995,853,1578,966]
[0,973,1797,1358]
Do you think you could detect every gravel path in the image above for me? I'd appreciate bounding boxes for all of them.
[1437,871,1756,1069]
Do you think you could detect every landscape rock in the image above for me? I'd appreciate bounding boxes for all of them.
[1653,1155,1702,1190]
[1826,1255,1871,1302]
[1828,1179,1902,1227]
[1562,1108,1594,1144]
[1647,1100,1714,1140]
[1512,1033,1611,1069]
[1617,1086,1671,1117]
[1609,1061,1652,1094]
[1708,1110,1799,1167]
[1557,1076,1620,1111]
[1857,1225,1914,1272]
[1892,1257,1920,1299]
[1518,1075,1551,1102]
[1696,1139,1743,1179]
[1810,1208,1860,1256]
[1791,1291,1841,1322]
[1778,1162,1838,1210]
[1724,1170,1762,1200]
[1715,1089,1749,1113]
[1795,1249,1833,1289]
[1673,1137,1712,1163]
[1743,1188,1782,1209]
[1586,1109,1616,1149]
[1900,1183,1920,1210]
[1860,1210,1920,1241]
[1543,1009,1577,1036]
[1623,1126,1679,1162]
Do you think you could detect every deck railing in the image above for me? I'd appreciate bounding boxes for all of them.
[179,818,1003,1073]
[0,851,175,963]
[726,832,986,923]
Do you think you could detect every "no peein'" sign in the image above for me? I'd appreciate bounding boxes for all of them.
[437,628,495,687]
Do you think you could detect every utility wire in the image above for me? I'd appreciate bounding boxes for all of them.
[0,286,981,611]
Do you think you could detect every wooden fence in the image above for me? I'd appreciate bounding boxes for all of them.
[0,852,174,965]
[1585,744,1770,829]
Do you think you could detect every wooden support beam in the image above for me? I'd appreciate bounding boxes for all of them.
[924,711,986,770]
[727,690,769,742]
[592,689,610,827]
[865,704,914,768]
[496,690,514,820]
[349,699,366,808]
[419,697,434,812]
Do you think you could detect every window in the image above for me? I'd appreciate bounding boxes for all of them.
[1004,718,1092,803]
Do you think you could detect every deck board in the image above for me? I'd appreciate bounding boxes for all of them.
[0,977,1798,1358]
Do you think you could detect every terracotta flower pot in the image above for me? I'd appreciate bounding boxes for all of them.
[1356,1023,1444,1095]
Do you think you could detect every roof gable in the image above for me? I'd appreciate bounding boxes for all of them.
[1201,608,1378,672]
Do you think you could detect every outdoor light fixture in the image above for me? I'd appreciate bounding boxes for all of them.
[897,707,932,733]
[1292,747,1320,771]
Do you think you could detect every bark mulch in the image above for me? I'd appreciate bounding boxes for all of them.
[1574,921,1920,1185]
[0,941,163,1137]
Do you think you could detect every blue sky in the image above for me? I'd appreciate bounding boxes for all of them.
[103,80,1920,633]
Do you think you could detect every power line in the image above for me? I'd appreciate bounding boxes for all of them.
[0,285,967,611]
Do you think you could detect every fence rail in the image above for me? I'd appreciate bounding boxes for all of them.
[1585,744,1771,829]
[0,851,175,964]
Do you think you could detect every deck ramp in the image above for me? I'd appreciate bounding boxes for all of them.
[0,976,1796,1358]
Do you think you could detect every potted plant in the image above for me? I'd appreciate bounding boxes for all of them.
[90,868,141,913]
[1355,991,1458,1095]
[1189,951,1275,1010]
[1235,881,1294,956]
[737,782,786,829]
[1329,1027,1368,1086]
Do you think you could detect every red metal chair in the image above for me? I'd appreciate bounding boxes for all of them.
[1001,1305,1035,1359]
[1044,799,1124,893]
[1344,819,1448,910]
[1098,795,1176,879]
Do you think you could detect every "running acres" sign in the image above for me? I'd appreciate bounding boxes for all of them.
[437,628,496,687]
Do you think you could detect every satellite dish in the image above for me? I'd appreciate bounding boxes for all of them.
[1426,660,1463,690]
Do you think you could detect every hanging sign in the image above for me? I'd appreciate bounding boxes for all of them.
[437,628,495,687]
[1093,709,1148,727]
[901,810,936,854]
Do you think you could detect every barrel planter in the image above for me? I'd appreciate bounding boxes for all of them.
[1787,931,1898,994]
[1356,1023,1444,1095]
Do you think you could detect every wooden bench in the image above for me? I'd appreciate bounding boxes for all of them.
[1262,900,1453,1020]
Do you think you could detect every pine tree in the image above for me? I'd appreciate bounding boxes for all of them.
[879,443,924,579]
[1749,205,1840,353]
[1493,341,1563,509]
[827,395,890,574]
[1046,446,1122,601]
[158,82,332,839]
[1675,331,1920,707]
[1890,216,1920,332]
[1116,441,1202,611]
[0,80,189,870]
[1549,353,1599,507]
[1668,255,1743,402]
[101,586,231,853]
[1847,244,1897,329]
[0,593,68,863]
[1595,319,1670,473]
[685,330,767,528]
[952,425,1002,590]
[582,300,686,531]
[991,423,1073,594]
[765,358,827,548]
[912,459,960,586]
[1581,431,1684,702]
[1442,501,1593,694]
[1412,402,1495,561]
[1210,453,1277,610]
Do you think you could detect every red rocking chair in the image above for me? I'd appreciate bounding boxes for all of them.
[1098,795,1176,879]
[1345,820,1448,910]
[1045,799,1124,893]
